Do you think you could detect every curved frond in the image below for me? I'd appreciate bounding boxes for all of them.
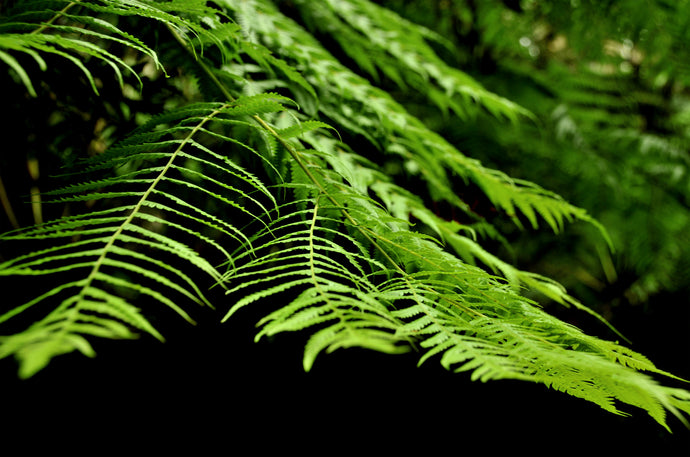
[222,0,610,244]
[0,0,233,96]
[219,122,689,429]
[294,0,531,122]
[0,97,281,377]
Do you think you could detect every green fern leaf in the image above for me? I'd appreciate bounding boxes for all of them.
[0,97,284,376]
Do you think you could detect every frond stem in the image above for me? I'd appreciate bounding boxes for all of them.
[0,172,19,230]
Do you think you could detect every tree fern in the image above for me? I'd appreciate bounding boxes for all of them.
[1,0,689,436]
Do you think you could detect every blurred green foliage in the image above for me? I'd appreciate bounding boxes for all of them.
[381,0,690,308]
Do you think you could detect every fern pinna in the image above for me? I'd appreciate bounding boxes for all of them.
[0,0,688,433]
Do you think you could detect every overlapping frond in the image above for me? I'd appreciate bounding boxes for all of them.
[221,0,609,244]
[222,199,410,371]
[218,130,689,430]
[0,0,232,96]
[293,0,531,122]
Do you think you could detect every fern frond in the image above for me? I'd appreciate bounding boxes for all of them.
[222,0,609,246]
[1,1,145,95]
[223,198,409,371]
[398,296,689,429]
[377,226,689,429]
[0,97,282,377]
[216,126,689,429]
[294,0,532,122]
[0,0,236,96]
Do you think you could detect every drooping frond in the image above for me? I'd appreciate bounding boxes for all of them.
[219,131,690,430]
[222,198,411,371]
[291,0,531,122]
[0,96,282,378]
[221,0,611,245]
[0,0,232,96]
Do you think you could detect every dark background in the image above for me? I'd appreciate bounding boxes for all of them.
[2,290,689,457]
